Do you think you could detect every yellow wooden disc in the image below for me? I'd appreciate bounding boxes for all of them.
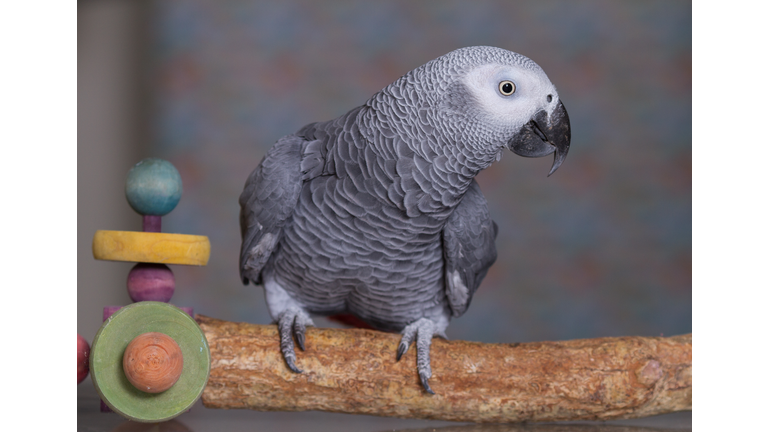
[93,230,210,266]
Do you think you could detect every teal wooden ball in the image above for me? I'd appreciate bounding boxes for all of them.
[125,158,183,216]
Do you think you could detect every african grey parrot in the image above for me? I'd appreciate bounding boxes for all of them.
[239,46,570,393]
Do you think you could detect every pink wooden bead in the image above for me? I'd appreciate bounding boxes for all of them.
[77,334,90,384]
[126,263,175,303]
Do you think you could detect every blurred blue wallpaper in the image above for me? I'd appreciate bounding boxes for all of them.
[148,0,691,343]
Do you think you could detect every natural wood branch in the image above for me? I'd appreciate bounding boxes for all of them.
[197,315,691,423]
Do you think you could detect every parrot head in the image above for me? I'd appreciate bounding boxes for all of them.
[457,53,571,176]
[386,46,571,177]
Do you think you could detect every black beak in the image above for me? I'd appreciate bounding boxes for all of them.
[508,100,571,176]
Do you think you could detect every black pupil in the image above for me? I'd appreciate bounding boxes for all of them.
[502,83,513,94]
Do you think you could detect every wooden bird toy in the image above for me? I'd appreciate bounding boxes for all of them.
[87,158,211,422]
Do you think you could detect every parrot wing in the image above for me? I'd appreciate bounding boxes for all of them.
[239,134,305,285]
[442,180,498,317]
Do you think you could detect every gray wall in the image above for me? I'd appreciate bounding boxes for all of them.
[78,0,150,340]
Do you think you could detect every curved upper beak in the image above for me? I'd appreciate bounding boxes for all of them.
[507,100,571,176]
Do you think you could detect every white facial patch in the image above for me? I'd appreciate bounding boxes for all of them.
[462,63,558,130]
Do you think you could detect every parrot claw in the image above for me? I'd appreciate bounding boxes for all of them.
[398,318,438,394]
[294,318,307,351]
[397,319,418,360]
[420,371,435,395]
[284,354,303,374]
[277,307,314,373]
[396,342,410,361]
[296,331,306,352]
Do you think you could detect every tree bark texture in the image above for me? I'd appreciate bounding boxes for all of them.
[197,315,691,423]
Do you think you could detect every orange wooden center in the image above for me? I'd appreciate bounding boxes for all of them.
[122,332,184,393]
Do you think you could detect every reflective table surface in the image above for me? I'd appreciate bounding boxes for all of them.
[78,377,691,432]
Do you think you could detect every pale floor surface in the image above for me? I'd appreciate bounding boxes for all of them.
[78,377,691,432]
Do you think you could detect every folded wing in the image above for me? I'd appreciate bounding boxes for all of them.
[239,134,306,285]
[442,180,498,317]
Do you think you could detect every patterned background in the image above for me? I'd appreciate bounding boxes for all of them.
[141,0,690,343]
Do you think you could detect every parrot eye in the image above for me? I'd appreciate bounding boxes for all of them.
[498,81,516,96]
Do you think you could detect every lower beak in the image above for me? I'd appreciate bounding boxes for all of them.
[508,100,571,176]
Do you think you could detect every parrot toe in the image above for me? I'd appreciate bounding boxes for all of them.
[277,307,314,373]
[397,318,438,394]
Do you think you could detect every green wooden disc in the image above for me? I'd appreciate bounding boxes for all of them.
[90,302,210,422]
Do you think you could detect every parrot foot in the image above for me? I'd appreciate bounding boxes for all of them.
[396,318,438,394]
[276,307,315,373]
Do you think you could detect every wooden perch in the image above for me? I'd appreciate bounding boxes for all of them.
[197,315,691,423]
